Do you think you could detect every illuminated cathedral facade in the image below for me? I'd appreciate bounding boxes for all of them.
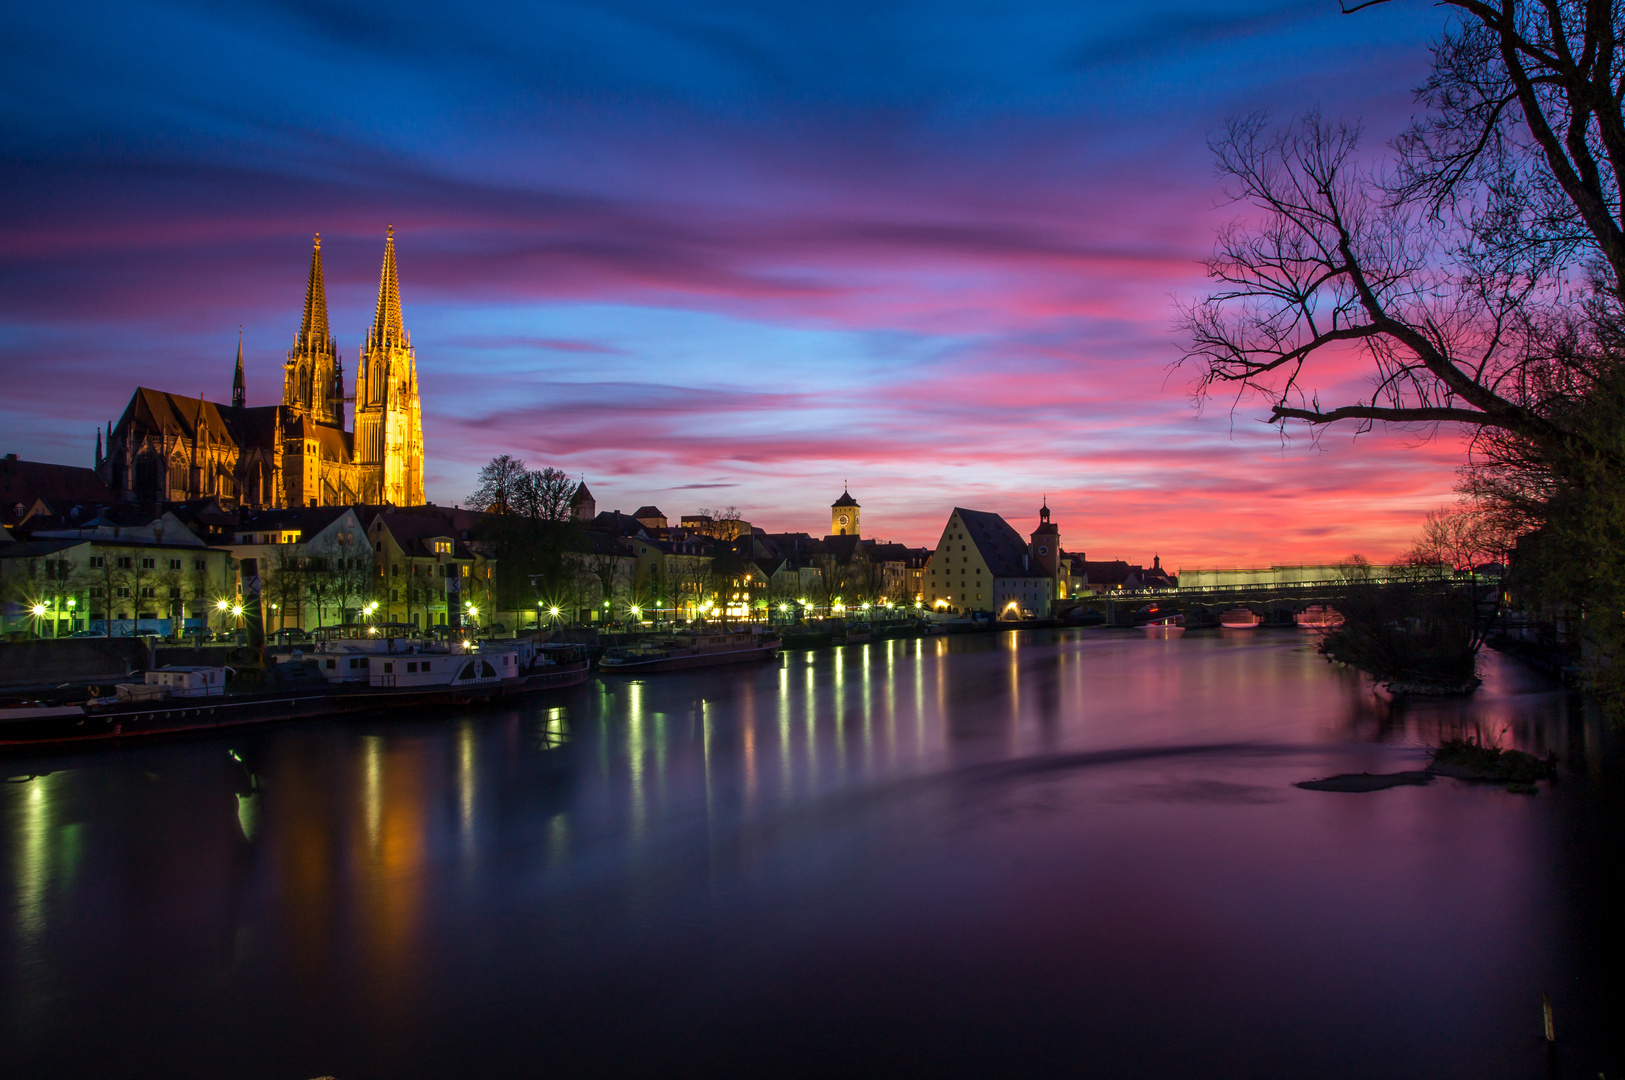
[97,229,426,509]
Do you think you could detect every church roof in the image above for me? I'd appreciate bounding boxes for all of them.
[954,507,1040,579]
[831,489,859,507]
[570,481,594,506]
[124,388,244,450]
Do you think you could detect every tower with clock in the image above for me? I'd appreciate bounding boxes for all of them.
[830,486,860,536]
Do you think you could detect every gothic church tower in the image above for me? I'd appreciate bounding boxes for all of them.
[354,226,425,506]
[283,235,343,426]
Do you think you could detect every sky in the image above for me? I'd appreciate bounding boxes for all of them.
[0,0,1470,567]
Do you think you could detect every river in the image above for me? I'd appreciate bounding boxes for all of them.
[2,629,1621,1078]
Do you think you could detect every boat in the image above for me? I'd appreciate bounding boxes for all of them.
[0,639,591,751]
[1142,617,1185,637]
[1219,608,1262,629]
[599,628,781,673]
[1295,605,1344,630]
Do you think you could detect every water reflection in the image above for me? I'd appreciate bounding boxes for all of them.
[1,631,1620,1079]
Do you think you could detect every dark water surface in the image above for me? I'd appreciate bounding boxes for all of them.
[3,630,1622,1078]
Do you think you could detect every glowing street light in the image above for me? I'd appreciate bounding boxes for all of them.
[216,599,230,612]
[231,605,243,617]
[30,603,46,617]
[548,606,560,616]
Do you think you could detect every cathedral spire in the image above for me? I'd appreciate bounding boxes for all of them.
[297,234,331,350]
[232,330,246,408]
[370,225,404,348]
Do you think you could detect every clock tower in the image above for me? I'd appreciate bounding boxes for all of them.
[831,486,860,536]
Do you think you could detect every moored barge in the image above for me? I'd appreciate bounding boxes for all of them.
[0,637,590,750]
[599,629,781,674]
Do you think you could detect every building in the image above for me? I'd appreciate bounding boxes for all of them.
[570,481,596,521]
[367,510,486,630]
[97,230,425,509]
[830,487,860,536]
[923,504,1076,617]
[632,505,667,529]
[221,507,372,631]
[0,454,113,528]
[1,508,232,636]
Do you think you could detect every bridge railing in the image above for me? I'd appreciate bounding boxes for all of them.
[1065,571,1483,603]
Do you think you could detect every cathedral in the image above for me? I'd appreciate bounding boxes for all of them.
[97,229,425,509]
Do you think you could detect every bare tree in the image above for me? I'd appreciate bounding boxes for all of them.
[332,543,374,624]
[1178,2,1625,454]
[1410,505,1512,575]
[516,467,576,521]
[696,506,747,540]
[261,544,305,631]
[468,455,528,514]
[304,540,341,629]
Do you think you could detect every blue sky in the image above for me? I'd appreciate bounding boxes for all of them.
[1,1,1465,562]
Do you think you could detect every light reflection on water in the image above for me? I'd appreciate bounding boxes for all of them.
[1,629,1620,1079]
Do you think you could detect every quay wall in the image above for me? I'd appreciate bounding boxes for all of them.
[0,638,152,692]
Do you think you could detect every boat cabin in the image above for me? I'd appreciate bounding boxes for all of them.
[144,666,226,697]
[367,649,521,688]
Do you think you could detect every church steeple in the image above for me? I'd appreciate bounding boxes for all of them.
[354,225,424,506]
[284,233,342,425]
[232,331,246,408]
[369,224,405,349]
[297,233,331,352]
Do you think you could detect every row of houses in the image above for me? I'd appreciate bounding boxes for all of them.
[1,456,1179,637]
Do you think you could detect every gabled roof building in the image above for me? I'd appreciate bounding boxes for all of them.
[924,504,1078,617]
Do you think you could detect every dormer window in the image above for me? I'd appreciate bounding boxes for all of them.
[433,540,452,554]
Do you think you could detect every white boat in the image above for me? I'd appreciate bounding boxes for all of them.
[1219,608,1261,629]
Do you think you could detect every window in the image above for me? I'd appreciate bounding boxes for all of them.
[433,540,451,554]
[89,556,105,568]
[141,558,155,570]
[117,556,132,569]
[116,587,131,598]
[140,586,155,598]
[168,559,182,571]
[407,662,418,673]
[325,659,335,670]
[89,586,104,598]
[383,662,393,673]
[194,560,205,571]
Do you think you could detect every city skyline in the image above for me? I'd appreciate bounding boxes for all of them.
[3,1,1460,561]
